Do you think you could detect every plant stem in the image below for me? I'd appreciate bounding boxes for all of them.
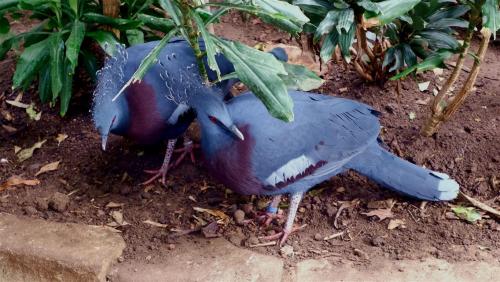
[179,0,209,83]
[102,0,121,38]
[421,27,491,136]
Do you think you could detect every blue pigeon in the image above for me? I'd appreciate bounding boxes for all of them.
[92,37,287,185]
[182,86,459,245]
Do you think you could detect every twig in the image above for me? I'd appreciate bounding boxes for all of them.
[250,241,276,248]
[460,192,500,219]
[323,231,344,241]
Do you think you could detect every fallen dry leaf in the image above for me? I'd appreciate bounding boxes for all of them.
[362,208,394,221]
[17,140,47,162]
[109,210,129,226]
[388,219,406,230]
[201,221,220,238]
[6,100,30,108]
[0,175,40,192]
[415,97,431,105]
[193,207,229,221]
[1,124,17,133]
[14,146,21,154]
[418,81,430,92]
[143,220,168,228]
[367,199,396,209]
[106,202,124,208]
[56,134,68,145]
[35,161,60,176]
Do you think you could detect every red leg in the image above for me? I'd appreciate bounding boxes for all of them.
[172,136,200,168]
[142,139,176,186]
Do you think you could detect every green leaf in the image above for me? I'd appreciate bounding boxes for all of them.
[214,38,294,122]
[69,0,77,15]
[482,0,500,38]
[419,30,460,50]
[338,23,355,63]
[0,0,18,11]
[49,32,64,100]
[65,19,85,73]
[38,65,51,103]
[426,18,469,30]
[364,0,420,25]
[12,34,51,89]
[0,34,15,59]
[114,28,179,100]
[390,51,453,80]
[428,5,470,22]
[79,48,98,82]
[82,13,142,30]
[388,46,403,72]
[451,206,482,223]
[192,11,220,78]
[137,13,175,33]
[314,10,339,42]
[382,46,395,68]
[401,43,417,67]
[60,61,73,116]
[336,8,354,34]
[158,0,182,26]
[357,0,380,13]
[320,30,339,62]
[280,62,324,91]
[86,31,120,56]
[293,0,331,16]
[0,16,9,34]
[252,0,310,34]
[126,29,144,45]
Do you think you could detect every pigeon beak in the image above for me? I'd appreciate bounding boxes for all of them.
[229,125,244,141]
[101,135,108,151]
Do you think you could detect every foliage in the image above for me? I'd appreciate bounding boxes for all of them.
[117,0,320,122]
[0,0,177,116]
[295,0,472,82]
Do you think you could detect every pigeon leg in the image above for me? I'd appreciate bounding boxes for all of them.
[257,195,284,226]
[172,136,200,168]
[260,192,306,246]
[142,139,176,186]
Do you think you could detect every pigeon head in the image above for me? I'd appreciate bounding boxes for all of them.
[159,63,243,141]
[92,44,129,150]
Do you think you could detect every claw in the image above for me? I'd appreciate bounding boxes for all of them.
[172,139,199,168]
[256,211,284,227]
[259,224,307,247]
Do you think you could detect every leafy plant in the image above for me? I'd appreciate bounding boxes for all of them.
[419,0,500,136]
[116,0,320,122]
[0,0,177,115]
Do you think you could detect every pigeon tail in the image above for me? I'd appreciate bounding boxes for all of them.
[347,143,459,201]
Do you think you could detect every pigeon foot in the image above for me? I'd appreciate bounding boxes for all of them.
[260,224,307,247]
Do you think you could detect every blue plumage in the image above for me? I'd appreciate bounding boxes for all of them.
[189,89,459,245]
[92,37,287,184]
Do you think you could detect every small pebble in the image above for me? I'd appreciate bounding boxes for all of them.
[49,192,69,213]
[117,256,125,263]
[371,236,385,247]
[233,209,245,225]
[168,244,176,250]
[280,245,294,257]
[314,233,323,241]
[23,206,37,216]
[35,197,49,211]
[247,236,259,246]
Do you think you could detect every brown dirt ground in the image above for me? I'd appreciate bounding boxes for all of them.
[1,13,499,268]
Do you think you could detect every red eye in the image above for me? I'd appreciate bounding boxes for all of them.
[208,115,218,124]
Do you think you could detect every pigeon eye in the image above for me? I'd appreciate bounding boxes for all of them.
[208,115,218,124]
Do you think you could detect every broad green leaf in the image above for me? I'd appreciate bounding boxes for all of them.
[69,0,77,15]
[0,16,9,34]
[427,5,470,23]
[60,60,73,116]
[338,23,355,63]
[86,31,120,56]
[419,30,460,50]
[82,13,142,30]
[320,30,339,62]
[252,0,310,34]
[38,65,51,103]
[401,43,417,67]
[364,0,420,26]
[192,12,220,78]
[158,0,182,26]
[214,38,293,122]
[79,48,98,82]
[280,62,324,91]
[388,46,403,72]
[357,0,379,13]
[65,19,85,72]
[383,46,395,68]
[0,0,18,10]
[451,206,481,223]
[114,28,178,100]
[49,32,64,100]
[293,0,331,16]
[126,29,144,45]
[336,8,354,34]
[314,10,339,42]
[390,51,453,80]
[12,35,51,89]
[0,33,15,59]
[482,0,500,38]
[137,13,175,33]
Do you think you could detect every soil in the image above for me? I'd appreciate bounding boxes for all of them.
[1,13,499,268]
